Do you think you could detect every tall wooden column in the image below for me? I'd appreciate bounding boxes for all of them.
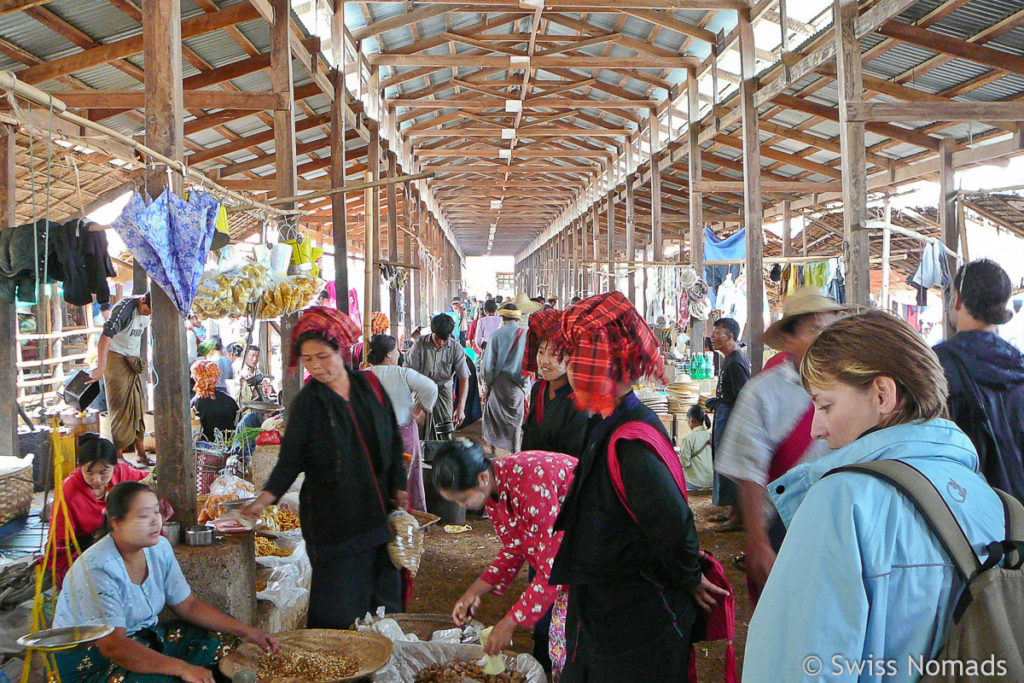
[939,138,957,340]
[144,0,194,523]
[626,175,636,304]
[606,192,615,293]
[272,0,300,405]
[650,111,663,261]
[330,66,349,301]
[739,9,764,372]
[0,127,17,457]
[404,184,415,332]
[687,67,705,354]
[881,195,892,311]
[363,120,379,359]
[836,0,869,306]
[782,201,793,258]
[386,151,399,337]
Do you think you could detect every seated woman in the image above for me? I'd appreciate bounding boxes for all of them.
[51,433,147,588]
[53,482,278,683]
[677,405,712,490]
[191,361,239,442]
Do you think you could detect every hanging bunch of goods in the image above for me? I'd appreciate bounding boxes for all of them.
[255,272,323,319]
[192,262,269,319]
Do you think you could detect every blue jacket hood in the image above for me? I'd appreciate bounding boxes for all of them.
[770,419,979,526]
[935,330,1024,390]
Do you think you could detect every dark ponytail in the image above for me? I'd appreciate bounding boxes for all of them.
[77,433,118,468]
[688,404,711,429]
[367,334,397,365]
[432,438,490,492]
[100,481,155,537]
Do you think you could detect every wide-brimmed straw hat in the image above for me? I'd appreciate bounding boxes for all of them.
[498,302,522,321]
[514,292,544,315]
[764,287,849,350]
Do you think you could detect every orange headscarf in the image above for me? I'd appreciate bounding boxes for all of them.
[371,311,390,336]
[191,361,221,400]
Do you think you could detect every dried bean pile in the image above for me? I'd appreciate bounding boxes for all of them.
[414,661,527,683]
[257,651,359,680]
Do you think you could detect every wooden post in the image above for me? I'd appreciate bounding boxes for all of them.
[650,110,663,261]
[364,119,379,361]
[881,195,891,311]
[836,0,870,306]
[592,201,600,294]
[330,65,349,301]
[940,138,957,340]
[0,126,17,456]
[606,192,615,293]
[739,8,764,372]
[404,184,414,333]
[626,175,636,304]
[687,66,705,354]
[782,201,793,258]
[144,0,194,524]
[272,0,300,406]
[386,150,399,337]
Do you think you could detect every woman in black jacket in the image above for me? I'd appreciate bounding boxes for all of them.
[242,308,407,628]
[550,293,727,683]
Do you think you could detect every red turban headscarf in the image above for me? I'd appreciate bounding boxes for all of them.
[559,292,665,417]
[522,308,566,377]
[289,307,361,370]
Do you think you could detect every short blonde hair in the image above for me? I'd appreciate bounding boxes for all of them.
[800,310,948,428]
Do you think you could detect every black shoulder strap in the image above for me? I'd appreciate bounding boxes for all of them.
[824,460,980,582]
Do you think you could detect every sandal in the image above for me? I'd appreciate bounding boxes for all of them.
[712,521,745,533]
[707,513,731,523]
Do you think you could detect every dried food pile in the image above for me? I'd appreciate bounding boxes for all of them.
[414,661,527,683]
[257,651,359,680]
[255,536,292,557]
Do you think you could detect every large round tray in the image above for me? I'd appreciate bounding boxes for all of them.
[17,625,115,651]
[219,629,393,682]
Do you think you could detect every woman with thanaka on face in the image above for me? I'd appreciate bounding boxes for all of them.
[743,311,1007,682]
[53,482,278,683]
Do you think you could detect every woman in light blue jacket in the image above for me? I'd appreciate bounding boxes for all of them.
[744,311,1006,683]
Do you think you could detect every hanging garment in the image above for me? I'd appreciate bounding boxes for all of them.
[827,269,846,304]
[53,219,116,306]
[803,260,830,290]
[911,238,951,291]
[0,219,61,303]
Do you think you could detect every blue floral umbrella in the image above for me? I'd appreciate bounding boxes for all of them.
[112,189,219,316]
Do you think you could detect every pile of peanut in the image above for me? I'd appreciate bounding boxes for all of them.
[257,651,359,680]
[414,661,527,683]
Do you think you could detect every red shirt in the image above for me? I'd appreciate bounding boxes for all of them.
[481,451,577,627]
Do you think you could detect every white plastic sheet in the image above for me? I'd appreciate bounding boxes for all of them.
[374,642,547,683]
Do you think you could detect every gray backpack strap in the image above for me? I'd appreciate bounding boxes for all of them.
[825,460,981,581]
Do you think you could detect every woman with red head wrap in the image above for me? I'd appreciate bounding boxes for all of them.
[549,293,731,683]
[190,361,239,442]
[242,307,408,628]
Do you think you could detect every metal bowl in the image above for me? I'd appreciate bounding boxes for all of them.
[184,525,214,546]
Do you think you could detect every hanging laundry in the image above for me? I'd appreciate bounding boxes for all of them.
[52,219,117,306]
[112,188,218,316]
[911,238,951,291]
[827,268,846,304]
[0,219,61,303]
[803,260,831,290]
[703,226,746,262]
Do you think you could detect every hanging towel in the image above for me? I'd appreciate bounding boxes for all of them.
[803,260,830,290]
[911,238,951,290]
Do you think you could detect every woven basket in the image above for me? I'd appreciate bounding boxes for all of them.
[0,463,33,526]
[219,628,393,682]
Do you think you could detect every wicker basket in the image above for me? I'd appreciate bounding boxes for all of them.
[219,628,393,682]
[0,461,33,526]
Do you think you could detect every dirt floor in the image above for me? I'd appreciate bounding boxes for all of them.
[408,423,751,680]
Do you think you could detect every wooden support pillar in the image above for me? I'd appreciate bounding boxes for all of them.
[0,126,17,456]
[836,0,870,307]
[626,175,636,304]
[606,192,615,293]
[144,0,194,524]
[386,150,399,337]
[687,66,705,354]
[881,195,891,311]
[363,120,379,362]
[272,0,300,406]
[650,111,663,261]
[940,138,957,340]
[739,8,764,372]
[330,65,349,301]
[782,201,793,258]
[404,184,414,332]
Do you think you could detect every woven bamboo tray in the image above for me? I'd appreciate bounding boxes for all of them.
[220,629,393,682]
[0,463,33,526]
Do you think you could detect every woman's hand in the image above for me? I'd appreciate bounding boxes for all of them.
[483,616,517,656]
[393,489,409,511]
[240,490,276,522]
[242,626,281,654]
[177,662,215,683]
[411,405,426,424]
[689,573,730,612]
[452,590,482,626]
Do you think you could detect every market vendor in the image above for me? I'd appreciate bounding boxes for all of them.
[88,292,153,467]
[407,313,470,437]
[53,482,278,683]
[241,307,408,629]
[238,344,277,405]
[549,292,728,682]
[437,439,576,680]
[51,433,147,588]
[191,361,239,442]
[480,303,527,454]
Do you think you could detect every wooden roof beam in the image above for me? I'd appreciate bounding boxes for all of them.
[368,54,698,69]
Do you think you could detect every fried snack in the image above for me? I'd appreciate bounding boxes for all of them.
[258,651,359,681]
[197,494,236,524]
[414,661,526,683]
[277,507,300,531]
[255,536,292,557]
[255,580,267,592]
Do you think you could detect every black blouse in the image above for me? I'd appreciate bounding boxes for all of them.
[263,371,406,551]
[521,380,593,458]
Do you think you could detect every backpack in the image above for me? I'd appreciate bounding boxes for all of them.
[826,459,1024,682]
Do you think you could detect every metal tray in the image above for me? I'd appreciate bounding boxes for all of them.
[17,625,115,651]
